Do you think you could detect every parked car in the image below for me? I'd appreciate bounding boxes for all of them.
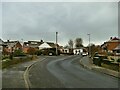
[40,48,60,56]
[82,52,88,56]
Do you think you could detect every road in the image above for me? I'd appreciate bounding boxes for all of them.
[28,55,118,88]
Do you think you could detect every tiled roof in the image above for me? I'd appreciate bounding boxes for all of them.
[4,41,19,47]
[112,37,119,40]
[0,39,3,45]
[23,41,61,49]
[24,41,43,47]
[108,37,120,42]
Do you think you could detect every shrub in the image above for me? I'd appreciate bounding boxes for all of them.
[117,59,120,62]
[2,55,9,60]
[13,49,26,57]
[27,47,36,55]
[35,50,42,55]
[9,54,13,60]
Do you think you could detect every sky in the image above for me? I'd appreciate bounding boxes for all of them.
[1,1,118,46]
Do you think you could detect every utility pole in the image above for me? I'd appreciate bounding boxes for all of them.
[87,34,91,57]
[56,32,58,56]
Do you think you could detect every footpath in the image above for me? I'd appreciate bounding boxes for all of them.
[2,56,45,88]
[80,56,120,78]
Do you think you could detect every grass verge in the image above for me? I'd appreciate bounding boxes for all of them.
[2,55,38,69]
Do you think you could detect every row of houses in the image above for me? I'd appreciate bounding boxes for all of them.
[0,38,88,56]
[0,39,64,55]
[62,37,120,56]
[0,37,120,56]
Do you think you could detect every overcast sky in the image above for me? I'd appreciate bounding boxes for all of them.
[1,1,118,46]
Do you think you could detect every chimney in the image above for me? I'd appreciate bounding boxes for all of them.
[7,40,10,42]
[41,40,43,43]
[110,37,112,40]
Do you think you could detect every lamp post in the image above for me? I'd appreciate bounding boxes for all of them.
[56,32,58,56]
[87,34,91,57]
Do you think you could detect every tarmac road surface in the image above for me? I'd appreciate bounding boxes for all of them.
[28,55,119,88]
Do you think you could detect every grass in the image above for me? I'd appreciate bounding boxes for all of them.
[2,55,38,69]
[101,63,119,72]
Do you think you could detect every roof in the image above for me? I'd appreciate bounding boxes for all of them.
[24,41,43,48]
[112,37,119,40]
[0,39,3,45]
[108,37,120,43]
[47,42,56,48]
[39,42,52,49]
[4,41,19,47]
[23,41,61,49]
[101,37,120,48]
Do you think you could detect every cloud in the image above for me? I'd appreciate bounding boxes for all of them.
[2,2,118,46]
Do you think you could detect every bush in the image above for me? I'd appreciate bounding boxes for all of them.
[9,54,13,60]
[27,48,36,55]
[2,55,38,69]
[2,55,9,60]
[35,50,42,55]
[13,50,26,57]
[117,59,120,62]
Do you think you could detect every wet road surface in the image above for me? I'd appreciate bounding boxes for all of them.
[28,55,118,88]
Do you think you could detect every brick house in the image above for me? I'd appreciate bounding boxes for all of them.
[23,41,43,54]
[113,44,120,55]
[3,40,22,54]
[22,40,62,55]
[101,37,120,55]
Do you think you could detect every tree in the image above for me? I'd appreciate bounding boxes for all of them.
[27,47,36,55]
[68,39,73,49]
[13,49,25,57]
[75,38,83,48]
[87,43,101,57]
[64,45,69,49]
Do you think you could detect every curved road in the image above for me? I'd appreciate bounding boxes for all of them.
[28,55,118,88]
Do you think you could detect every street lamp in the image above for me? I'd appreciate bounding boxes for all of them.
[87,34,91,57]
[56,32,58,56]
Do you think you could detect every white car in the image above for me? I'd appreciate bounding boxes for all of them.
[82,52,88,56]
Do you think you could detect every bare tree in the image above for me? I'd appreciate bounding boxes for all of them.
[68,39,73,49]
[64,45,69,49]
[75,38,83,48]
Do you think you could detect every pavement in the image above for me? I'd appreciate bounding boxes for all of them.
[80,56,120,78]
[2,56,45,88]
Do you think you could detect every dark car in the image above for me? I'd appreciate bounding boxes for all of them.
[40,48,60,56]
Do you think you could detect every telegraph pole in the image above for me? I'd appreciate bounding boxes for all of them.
[56,32,58,56]
[87,34,91,57]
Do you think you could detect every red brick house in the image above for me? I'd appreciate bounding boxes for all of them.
[23,41,43,54]
[100,37,120,55]
[3,40,22,54]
